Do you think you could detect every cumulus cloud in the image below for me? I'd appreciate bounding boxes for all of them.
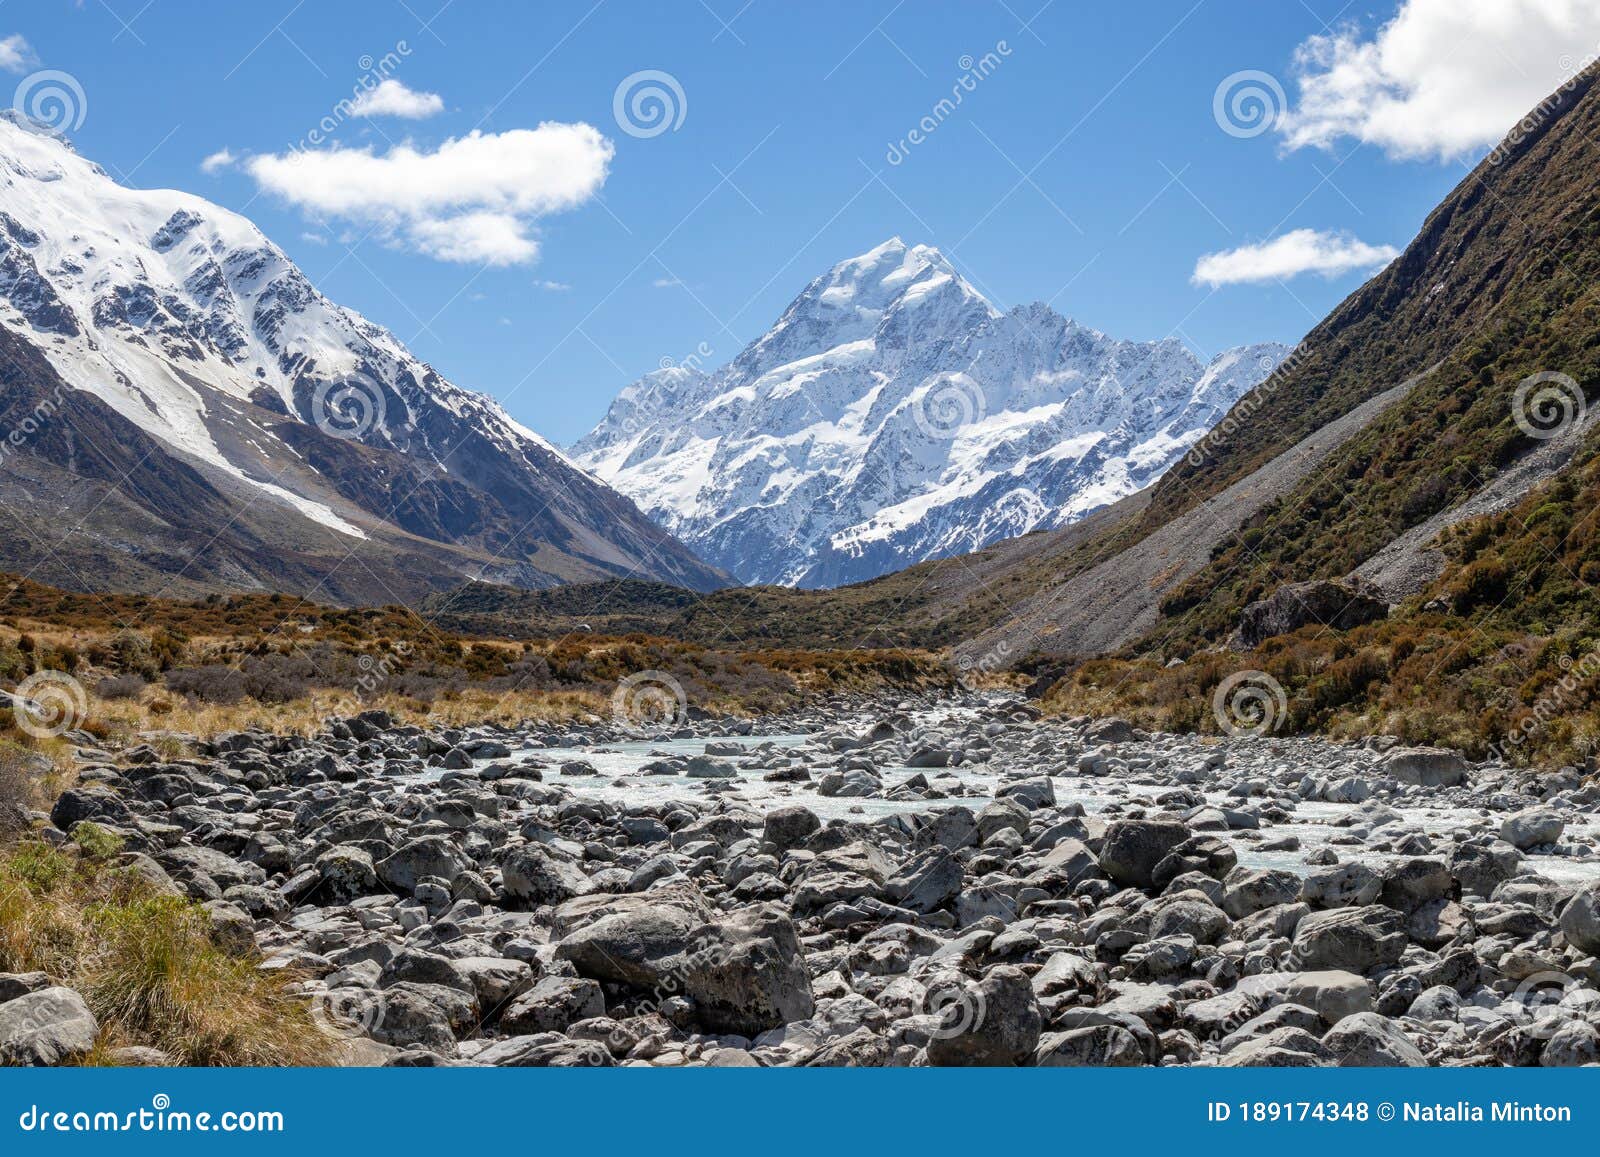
[200,148,238,174]
[1192,229,1400,286]
[349,79,444,119]
[244,125,613,266]
[1278,0,1600,160]
[0,34,37,74]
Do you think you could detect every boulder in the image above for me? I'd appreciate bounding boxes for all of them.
[1098,820,1190,890]
[1559,882,1600,955]
[1035,1023,1144,1066]
[1379,747,1468,787]
[762,806,820,852]
[1235,580,1388,649]
[376,837,471,894]
[1321,1012,1426,1066]
[1301,862,1381,909]
[885,847,963,914]
[1500,808,1564,850]
[501,845,595,907]
[0,987,98,1066]
[1291,907,1407,973]
[1280,971,1373,1024]
[924,966,1042,1066]
[499,977,605,1035]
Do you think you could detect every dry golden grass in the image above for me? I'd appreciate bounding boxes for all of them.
[0,838,328,1066]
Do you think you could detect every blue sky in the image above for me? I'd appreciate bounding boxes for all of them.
[11,1,1595,443]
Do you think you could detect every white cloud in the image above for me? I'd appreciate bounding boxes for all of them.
[200,148,238,174]
[1192,229,1400,287]
[1278,0,1600,160]
[533,279,571,291]
[349,79,444,119]
[652,276,683,288]
[299,231,328,245]
[0,34,37,74]
[244,125,612,266]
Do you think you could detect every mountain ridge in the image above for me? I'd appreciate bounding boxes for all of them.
[0,111,726,600]
[574,236,1288,587]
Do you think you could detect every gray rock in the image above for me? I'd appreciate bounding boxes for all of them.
[885,847,963,914]
[1280,971,1373,1024]
[924,966,1041,1066]
[0,987,98,1066]
[1379,747,1468,787]
[1291,907,1407,973]
[500,977,605,1034]
[1301,862,1381,909]
[501,845,595,907]
[1501,808,1564,850]
[1559,882,1600,955]
[1098,820,1190,889]
[376,837,471,894]
[1035,1023,1144,1066]
[1321,1012,1426,1066]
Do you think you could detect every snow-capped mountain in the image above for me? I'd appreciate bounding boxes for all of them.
[0,112,724,600]
[573,238,1290,587]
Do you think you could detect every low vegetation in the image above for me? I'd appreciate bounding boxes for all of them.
[0,835,327,1065]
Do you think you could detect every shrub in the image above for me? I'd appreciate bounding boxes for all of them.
[0,841,327,1065]
[94,674,147,701]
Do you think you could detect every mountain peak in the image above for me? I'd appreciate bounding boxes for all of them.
[575,237,1286,587]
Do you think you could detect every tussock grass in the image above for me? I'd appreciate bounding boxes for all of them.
[0,839,327,1066]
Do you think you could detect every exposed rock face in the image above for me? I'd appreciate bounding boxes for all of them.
[1234,580,1390,648]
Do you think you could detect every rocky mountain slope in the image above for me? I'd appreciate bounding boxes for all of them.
[574,238,1286,587]
[0,112,724,601]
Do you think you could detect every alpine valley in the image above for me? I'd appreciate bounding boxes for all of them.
[574,237,1289,587]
